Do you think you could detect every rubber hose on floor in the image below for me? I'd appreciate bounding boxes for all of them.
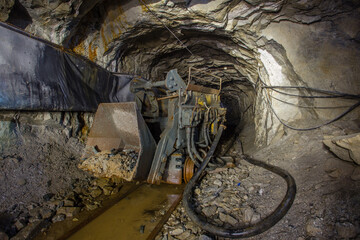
[183,126,297,238]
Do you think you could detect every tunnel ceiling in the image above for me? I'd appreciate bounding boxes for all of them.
[2,0,360,145]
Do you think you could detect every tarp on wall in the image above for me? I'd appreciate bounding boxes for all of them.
[0,22,135,112]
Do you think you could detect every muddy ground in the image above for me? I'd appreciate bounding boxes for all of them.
[0,112,359,239]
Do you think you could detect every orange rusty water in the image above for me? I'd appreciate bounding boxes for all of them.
[68,184,183,240]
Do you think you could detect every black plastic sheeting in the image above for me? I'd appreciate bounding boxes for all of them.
[0,22,135,112]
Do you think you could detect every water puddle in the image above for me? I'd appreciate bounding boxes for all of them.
[37,183,183,240]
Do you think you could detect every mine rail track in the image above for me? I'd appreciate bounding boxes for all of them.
[34,183,183,240]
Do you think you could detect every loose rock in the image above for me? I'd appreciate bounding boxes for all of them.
[170,228,184,236]
[57,207,80,218]
[351,167,360,181]
[52,214,66,223]
[306,218,322,237]
[243,207,254,223]
[335,222,357,239]
[0,231,8,240]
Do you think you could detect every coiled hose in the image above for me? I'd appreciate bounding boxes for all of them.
[183,124,297,238]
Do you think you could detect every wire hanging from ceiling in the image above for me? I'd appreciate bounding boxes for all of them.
[139,0,194,56]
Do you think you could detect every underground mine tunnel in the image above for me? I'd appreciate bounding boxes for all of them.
[0,0,360,239]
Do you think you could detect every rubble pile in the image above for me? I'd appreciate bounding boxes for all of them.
[79,149,139,181]
[156,159,275,240]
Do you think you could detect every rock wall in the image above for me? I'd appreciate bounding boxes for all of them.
[1,0,360,145]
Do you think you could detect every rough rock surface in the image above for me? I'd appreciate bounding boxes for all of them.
[323,133,360,165]
[1,0,359,144]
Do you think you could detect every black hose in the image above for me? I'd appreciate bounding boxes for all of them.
[183,126,297,238]
[191,127,204,162]
[203,117,209,147]
[186,127,200,167]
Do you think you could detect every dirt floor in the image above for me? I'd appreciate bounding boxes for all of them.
[0,112,359,239]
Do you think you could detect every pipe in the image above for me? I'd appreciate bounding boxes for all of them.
[203,110,210,147]
[190,127,204,162]
[183,125,297,238]
[186,127,200,167]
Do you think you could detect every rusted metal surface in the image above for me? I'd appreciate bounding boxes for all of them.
[162,153,183,185]
[83,102,156,181]
[183,157,195,184]
[156,94,179,101]
[187,84,220,95]
[86,103,140,151]
[146,193,183,240]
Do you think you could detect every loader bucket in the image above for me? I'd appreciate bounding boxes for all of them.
[80,102,157,181]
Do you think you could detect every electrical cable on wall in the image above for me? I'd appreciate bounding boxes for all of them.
[258,75,360,131]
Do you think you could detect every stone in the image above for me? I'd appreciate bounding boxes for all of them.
[46,200,62,210]
[184,222,198,234]
[199,234,213,240]
[14,220,25,231]
[305,218,322,237]
[334,133,360,164]
[29,217,40,223]
[0,231,8,240]
[57,207,80,218]
[219,212,227,222]
[323,138,352,162]
[258,188,264,195]
[85,203,98,211]
[28,208,40,219]
[351,167,360,181]
[170,228,184,236]
[251,213,261,224]
[323,133,360,164]
[213,179,222,186]
[11,221,42,240]
[202,206,217,217]
[226,214,238,226]
[43,193,55,201]
[79,150,139,181]
[93,177,111,189]
[176,230,191,240]
[166,1,175,8]
[63,199,75,207]
[39,208,53,219]
[243,207,254,223]
[102,186,113,196]
[16,178,27,186]
[0,0,14,21]
[52,214,66,223]
[89,187,102,198]
[335,222,357,239]
[327,169,341,178]
[215,174,222,179]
